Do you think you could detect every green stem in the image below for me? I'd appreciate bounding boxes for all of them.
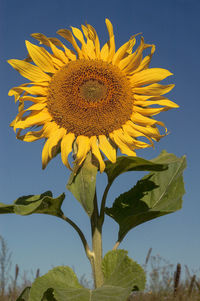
[112,240,120,250]
[90,191,104,288]
[99,183,111,227]
[59,213,93,262]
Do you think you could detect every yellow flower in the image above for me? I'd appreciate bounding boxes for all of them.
[8,19,178,173]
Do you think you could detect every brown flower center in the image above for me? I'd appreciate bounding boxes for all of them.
[78,79,107,102]
[47,59,133,136]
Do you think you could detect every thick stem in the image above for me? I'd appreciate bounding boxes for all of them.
[90,191,104,288]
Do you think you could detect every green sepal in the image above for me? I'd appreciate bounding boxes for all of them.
[105,151,186,241]
[0,191,65,217]
[105,154,167,185]
[67,152,98,217]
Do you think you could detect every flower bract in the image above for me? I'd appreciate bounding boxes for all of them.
[8,19,178,172]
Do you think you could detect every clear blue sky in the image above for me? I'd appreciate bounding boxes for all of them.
[0,0,199,283]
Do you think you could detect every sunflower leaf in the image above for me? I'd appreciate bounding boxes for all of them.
[105,151,186,241]
[28,266,88,301]
[28,261,144,301]
[105,153,167,185]
[0,191,65,217]
[67,152,98,217]
[102,249,146,292]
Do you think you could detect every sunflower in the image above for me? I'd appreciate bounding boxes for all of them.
[8,19,178,173]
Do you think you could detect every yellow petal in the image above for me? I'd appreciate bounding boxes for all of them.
[131,111,163,127]
[134,106,167,116]
[42,127,66,169]
[112,40,131,65]
[42,121,59,138]
[100,42,109,61]
[126,35,138,54]
[123,121,146,138]
[31,33,50,46]
[85,39,96,59]
[71,26,86,46]
[105,19,115,62]
[9,82,42,102]
[17,129,44,142]
[7,59,51,82]
[119,37,144,71]
[25,41,56,73]
[14,109,52,129]
[132,83,175,95]
[109,131,136,156]
[130,68,173,87]
[133,94,150,101]
[112,35,137,65]
[57,29,83,58]
[20,96,47,103]
[25,102,46,111]
[32,33,76,62]
[30,34,67,67]
[74,136,90,167]
[131,44,155,74]
[80,26,96,60]
[90,136,105,173]
[8,87,23,102]
[61,133,75,169]
[63,47,77,61]
[130,123,162,141]
[42,139,52,169]
[71,26,90,59]
[98,135,116,163]
[86,24,101,59]
[49,41,69,64]
[18,85,48,96]
[48,37,77,61]
[134,96,179,108]
[117,128,152,149]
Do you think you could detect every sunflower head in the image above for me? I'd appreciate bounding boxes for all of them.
[8,19,178,173]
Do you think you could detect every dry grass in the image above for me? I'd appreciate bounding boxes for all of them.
[128,249,200,301]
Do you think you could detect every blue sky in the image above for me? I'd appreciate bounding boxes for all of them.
[0,0,199,283]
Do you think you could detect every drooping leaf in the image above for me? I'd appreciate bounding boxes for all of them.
[105,151,186,241]
[102,249,146,292]
[67,152,98,216]
[16,287,31,301]
[105,155,167,185]
[0,191,65,217]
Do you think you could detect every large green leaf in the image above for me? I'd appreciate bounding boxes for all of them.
[67,152,98,217]
[105,151,186,240]
[29,266,89,301]
[0,191,65,217]
[29,258,145,301]
[105,155,167,185]
[102,249,146,292]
